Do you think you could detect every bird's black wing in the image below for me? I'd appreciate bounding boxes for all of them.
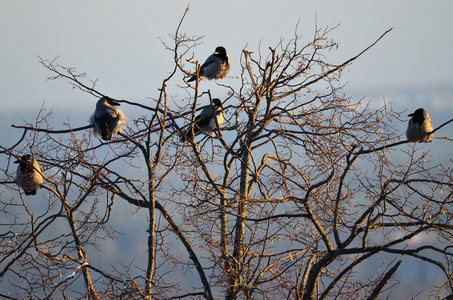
[183,106,215,140]
[188,54,219,82]
[200,54,217,69]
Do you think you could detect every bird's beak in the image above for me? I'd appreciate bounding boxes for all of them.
[14,159,19,164]
[408,113,414,117]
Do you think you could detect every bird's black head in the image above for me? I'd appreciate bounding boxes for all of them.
[214,47,228,58]
[212,98,223,108]
[103,97,121,107]
[408,108,425,119]
[14,154,33,167]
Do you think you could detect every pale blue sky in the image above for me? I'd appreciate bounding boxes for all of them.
[1,1,452,115]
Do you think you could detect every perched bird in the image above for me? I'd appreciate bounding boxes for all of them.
[14,154,43,196]
[90,97,126,141]
[188,46,230,82]
[406,108,433,143]
[182,98,225,142]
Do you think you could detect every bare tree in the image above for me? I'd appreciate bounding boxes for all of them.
[1,9,452,300]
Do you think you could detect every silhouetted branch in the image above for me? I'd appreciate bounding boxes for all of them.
[366,260,401,300]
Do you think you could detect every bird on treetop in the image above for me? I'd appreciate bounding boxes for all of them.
[181,98,225,142]
[90,97,126,141]
[14,154,43,196]
[188,46,230,82]
[406,108,433,143]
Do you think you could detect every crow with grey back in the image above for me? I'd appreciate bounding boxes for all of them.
[91,97,126,141]
[15,154,43,196]
[188,46,230,82]
[182,98,225,142]
[406,108,433,143]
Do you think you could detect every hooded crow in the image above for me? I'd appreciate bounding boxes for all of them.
[182,98,225,142]
[188,46,230,82]
[91,97,126,141]
[14,154,43,196]
[406,108,433,143]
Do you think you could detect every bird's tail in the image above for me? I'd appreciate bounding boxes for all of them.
[180,126,200,143]
[180,132,187,142]
[100,127,112,141]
